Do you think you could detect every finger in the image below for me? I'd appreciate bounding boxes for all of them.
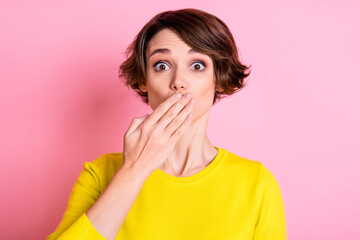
[164,98,195,136]
[168,112,193,145]
[156,93,192,130]
[144,93,182,126]
[125,114,149,138]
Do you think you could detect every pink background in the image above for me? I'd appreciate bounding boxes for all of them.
[1,0,359,239]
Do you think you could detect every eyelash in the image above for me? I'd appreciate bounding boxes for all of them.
[153,60,206,72]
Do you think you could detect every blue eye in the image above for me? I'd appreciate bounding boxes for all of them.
[190,61,206,71]
[154,62,170,71]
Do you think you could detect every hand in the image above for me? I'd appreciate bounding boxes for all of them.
[122,93,195,175]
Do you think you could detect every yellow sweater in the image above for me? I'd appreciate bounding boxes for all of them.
[47,147,287,239]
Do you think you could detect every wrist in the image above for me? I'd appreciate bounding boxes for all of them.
[120,161,152,182]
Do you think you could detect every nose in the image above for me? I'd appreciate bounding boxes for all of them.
[170,69,188,93]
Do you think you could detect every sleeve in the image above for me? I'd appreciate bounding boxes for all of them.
[46,156,107,240]
[253,164,287,240]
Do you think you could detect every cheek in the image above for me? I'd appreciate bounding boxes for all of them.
[148,91,162,110]
[192,85,216,118]
[147,84,169,110]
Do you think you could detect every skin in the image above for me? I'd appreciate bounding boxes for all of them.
[86,28,221,240]
[139,28,219,177]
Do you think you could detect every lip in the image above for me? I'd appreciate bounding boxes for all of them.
[175,91,188,96]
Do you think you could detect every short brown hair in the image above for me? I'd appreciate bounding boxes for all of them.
[119,8,251,104]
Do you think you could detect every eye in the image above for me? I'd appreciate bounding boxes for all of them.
[154,62,170,72]
[190,61,206,71]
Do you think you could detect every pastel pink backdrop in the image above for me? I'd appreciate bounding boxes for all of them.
[0,0,359,239]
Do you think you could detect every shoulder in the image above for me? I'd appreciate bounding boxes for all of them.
[84,152,124,191]
[89,152,124,170]
[221,148,264,175]
[220,148,280,186]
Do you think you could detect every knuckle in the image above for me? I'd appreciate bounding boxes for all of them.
[132,116,145,124]
[172,117,181,126]
[130,118,138,124]
[132,118,141,123]
[172,129,183,138]
[157,104,167,113]
[148,127,160,138]
[125,127,132,134]
[140,124,150,133]
[167,110,177,119]
[124,131,130,138]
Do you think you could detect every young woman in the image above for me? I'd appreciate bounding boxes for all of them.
[47,8,287,240]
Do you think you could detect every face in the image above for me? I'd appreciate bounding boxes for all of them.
[141,28,216,122]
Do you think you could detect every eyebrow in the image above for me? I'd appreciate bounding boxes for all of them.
[149,48,199,58]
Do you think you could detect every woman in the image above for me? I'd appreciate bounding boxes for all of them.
[47,8,287,240]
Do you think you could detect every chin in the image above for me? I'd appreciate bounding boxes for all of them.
[192,104,212,122]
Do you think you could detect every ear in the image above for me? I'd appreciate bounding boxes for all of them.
[139,82,148,93]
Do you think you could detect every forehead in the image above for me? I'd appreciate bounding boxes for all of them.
[146,29,210,60]
[147,28,185,49]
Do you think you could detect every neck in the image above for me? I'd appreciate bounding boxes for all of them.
[159,111,218,177]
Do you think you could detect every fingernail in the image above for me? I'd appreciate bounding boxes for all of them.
[185,93,192,99]
[175,93,182,99]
